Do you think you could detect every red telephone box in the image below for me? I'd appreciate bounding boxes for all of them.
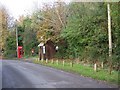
[18,46,23,58]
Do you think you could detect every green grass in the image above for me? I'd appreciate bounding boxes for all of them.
[23,55,39,59]
[33,60,119,85]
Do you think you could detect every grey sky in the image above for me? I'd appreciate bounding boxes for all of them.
[0,0,71,19]
[0,0,117,19]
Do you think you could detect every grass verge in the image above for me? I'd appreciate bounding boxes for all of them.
[33,60,119,85]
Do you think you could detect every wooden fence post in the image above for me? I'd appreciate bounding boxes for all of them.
[56,60,59,65]
[101,61,104,69]
[51,59,54,64]
[70,61,73,67]
[94,63,97,72]
[41,59,43,62]
[46,59,48,63]
[63,60,65,66]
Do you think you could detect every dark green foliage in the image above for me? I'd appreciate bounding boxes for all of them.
[60,2,119,69]
[17,26,24,46]
[23,29,39,56]
[22,17,39,56]
[4,34,17,58]
[110,2,120,69]
[61,3,107,60]
[55,40,68,59]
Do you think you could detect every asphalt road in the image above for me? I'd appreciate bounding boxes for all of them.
[0,60,2,90]
[1,60,118,88]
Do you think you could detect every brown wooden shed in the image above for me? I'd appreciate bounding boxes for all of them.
[38,40,56,60]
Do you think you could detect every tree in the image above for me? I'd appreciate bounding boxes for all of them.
[4,31,17,58]
[0,5,9,56]
[109,2,120,71]
[60,2,119,71]
[61,2,108,62]
[18,16,39,56]
[32,2,68,43]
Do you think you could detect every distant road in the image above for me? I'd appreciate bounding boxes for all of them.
[2,60,118,88]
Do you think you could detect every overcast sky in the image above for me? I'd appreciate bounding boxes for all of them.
[0,0,71,19]
[0,0,117,20]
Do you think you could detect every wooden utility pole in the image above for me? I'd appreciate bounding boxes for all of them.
[16,20,18,58]
[107,3,112,74]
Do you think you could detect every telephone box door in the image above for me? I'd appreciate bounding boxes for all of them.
[18,46,23,58]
